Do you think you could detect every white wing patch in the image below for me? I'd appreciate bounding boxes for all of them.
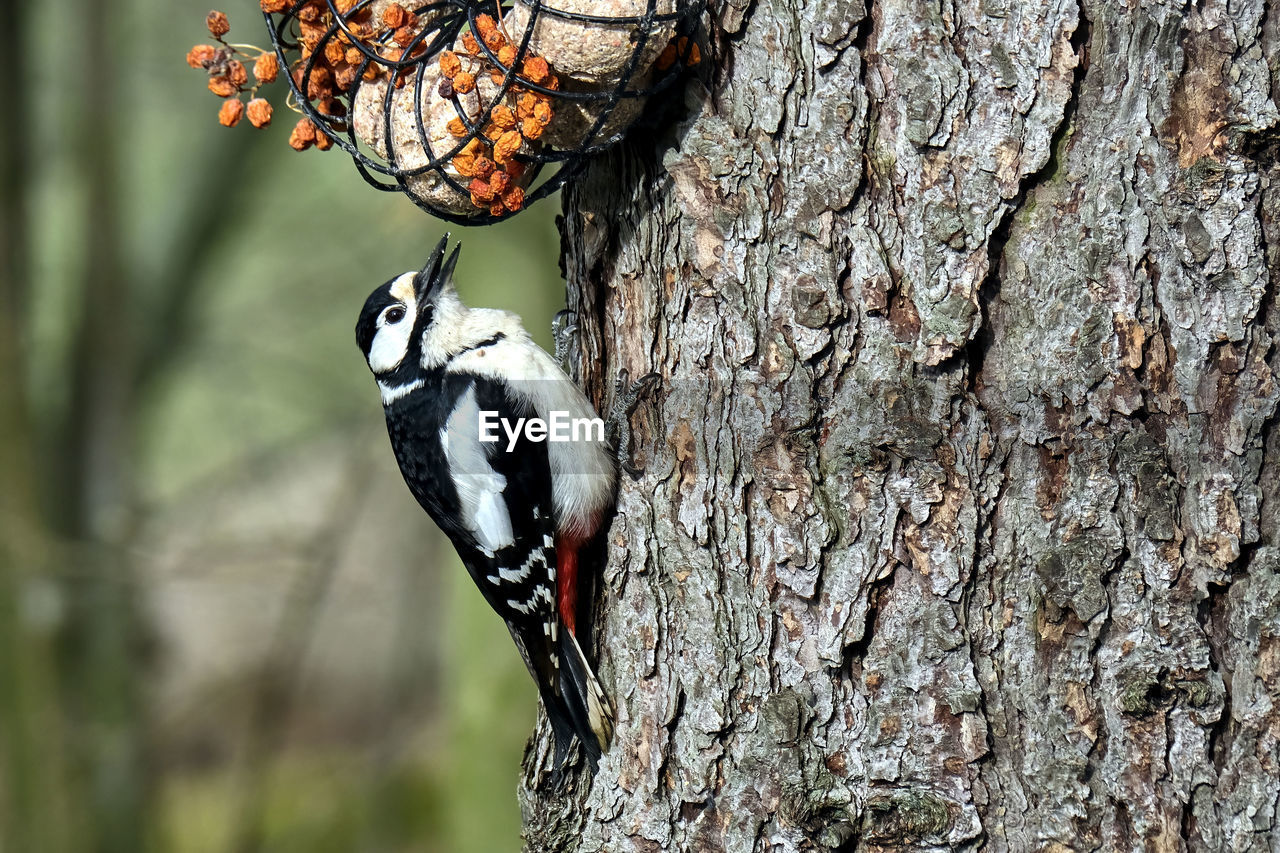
[443,383,514,555]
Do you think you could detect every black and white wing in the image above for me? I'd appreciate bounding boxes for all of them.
[386,373,557,628]
[385,372,602,766]
[441,375,558,622]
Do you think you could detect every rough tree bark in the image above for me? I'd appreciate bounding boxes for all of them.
[520,0,1280,849]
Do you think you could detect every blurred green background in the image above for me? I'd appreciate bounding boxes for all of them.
[0,1,562,850]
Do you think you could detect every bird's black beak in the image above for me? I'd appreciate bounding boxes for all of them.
[414,234,460,313]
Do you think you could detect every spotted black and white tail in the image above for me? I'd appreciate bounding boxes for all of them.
[532,627,611,772]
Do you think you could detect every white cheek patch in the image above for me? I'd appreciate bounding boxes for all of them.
[368,319,413,373]
[367,274,417,373]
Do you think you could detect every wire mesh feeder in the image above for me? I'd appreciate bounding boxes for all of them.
[265,0,703,225]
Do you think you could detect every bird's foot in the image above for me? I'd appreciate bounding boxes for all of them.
[552,309,579,377]
[608,369,661,480]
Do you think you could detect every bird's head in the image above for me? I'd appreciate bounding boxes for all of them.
[356,236,529,403]
[355,234,468,383]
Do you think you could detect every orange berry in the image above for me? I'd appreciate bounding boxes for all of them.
[316,131,334,150]
[533,100,552,126]
[304,65,332,99]
[473,156,495,179]
[447,117,467,137]
[382,3,407,28]
[246,98,273,128]
[299,18,328,48]
[260,0,288,12]
[468,177,495,202]
[516,92,537,120]
[451,138,483,173]
[521,117,543,140]
[187,44,216,68]
[253,52,279,83]
[393,26,415,47]
[439,51,462,78]
[474,14,496,37]
[493,129,522,163]
[218,98,244,126]
[334,62,359,90]
[489,200,506,216]
[497,45,517,68]
[289,117,317,150]
[451,150,474,176]
[500,184,525,212]
[452,71,475,94]
[489,169,510,194]
[227,59,248,87]
[206,10,231,38]
[490,105,516,130]
[461,32,480,55]
[208,76,238,97]
[325,39,346,64]
[521,56,549,84]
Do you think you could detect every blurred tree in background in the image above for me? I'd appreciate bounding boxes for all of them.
[0,0,560,850]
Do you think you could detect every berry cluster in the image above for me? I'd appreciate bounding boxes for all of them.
[439,14,560,215]
[187,11,277,130]
[277,0,429,147]
[187,3,427,150]
[186,1,703,222]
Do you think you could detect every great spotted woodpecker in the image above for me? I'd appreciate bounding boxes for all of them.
[355,236,614,769]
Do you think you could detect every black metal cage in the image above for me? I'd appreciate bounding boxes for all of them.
[265,0,702,224]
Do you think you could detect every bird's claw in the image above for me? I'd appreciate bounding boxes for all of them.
[608,369,661,480]
[552,309,580,376]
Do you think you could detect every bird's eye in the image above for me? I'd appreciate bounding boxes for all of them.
[384,306,406,324]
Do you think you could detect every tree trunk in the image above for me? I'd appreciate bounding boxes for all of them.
[520,0,1280,850]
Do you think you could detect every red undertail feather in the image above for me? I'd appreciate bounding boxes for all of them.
[555,533,584,637]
